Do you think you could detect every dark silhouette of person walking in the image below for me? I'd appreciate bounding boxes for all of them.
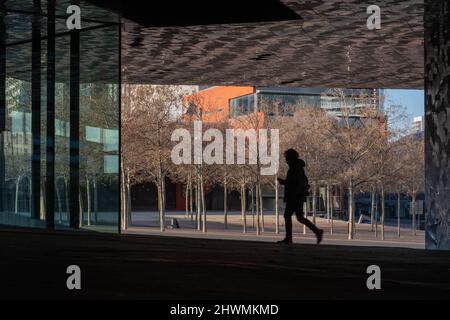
[277,149,323,244]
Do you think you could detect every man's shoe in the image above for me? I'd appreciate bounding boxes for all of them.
[277,238,292,244]
[316,229,324,245]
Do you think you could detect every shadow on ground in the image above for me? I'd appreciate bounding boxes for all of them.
[0,227,449,299]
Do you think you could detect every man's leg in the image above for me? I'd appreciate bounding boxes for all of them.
[279,204,294,242]
[295,201,324,244]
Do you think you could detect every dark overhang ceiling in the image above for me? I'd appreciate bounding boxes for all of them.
[1,0,424,88]
[86,0,303,27]
[1,0,120,83]
[119,0,424,89]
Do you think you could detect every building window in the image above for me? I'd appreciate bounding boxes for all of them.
[230,94,255,118]
[104,155,119,174]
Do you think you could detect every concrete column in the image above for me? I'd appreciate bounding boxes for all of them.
[425,0,450,249]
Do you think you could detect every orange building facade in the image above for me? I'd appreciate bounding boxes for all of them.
[176,86,256,210]
[183,86,255,123]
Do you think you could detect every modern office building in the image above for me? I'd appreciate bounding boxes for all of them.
[185,86,381,121]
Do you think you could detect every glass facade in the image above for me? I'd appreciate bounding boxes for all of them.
[229,88,380,119]
[259,92,322,116]
[0,0,120,232]
[230,93,255,118]
[230,91,323,118]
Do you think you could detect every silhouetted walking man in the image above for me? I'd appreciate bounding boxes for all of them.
[277,149,323,244]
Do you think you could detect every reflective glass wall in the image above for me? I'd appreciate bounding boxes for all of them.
[0,0,120,232]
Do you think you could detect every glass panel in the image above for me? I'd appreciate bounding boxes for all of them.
[230,94,255,118]
[1,1,120,233]
[78,24,120,233]
[0,12,47,228]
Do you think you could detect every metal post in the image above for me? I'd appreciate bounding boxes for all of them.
[46,0,55,229]
[31,0,41,220]
[69,0,80,228]
[0,5,6,214]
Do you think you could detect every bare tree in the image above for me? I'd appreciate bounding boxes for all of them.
[368,104,409,240]
[323,89,384,240]
[122,85,183,232]
[399,135,425,236]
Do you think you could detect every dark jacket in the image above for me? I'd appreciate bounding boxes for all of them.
[279,159,308,204]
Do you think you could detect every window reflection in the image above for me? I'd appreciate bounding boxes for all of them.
[0,2,120,232]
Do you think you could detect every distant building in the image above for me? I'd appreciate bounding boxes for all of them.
[184,86,381,122]
[412,116,424,133]
[184,86,254,122]
[169,86,382,213]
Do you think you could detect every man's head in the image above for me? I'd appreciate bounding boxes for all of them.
[284,148,299,164]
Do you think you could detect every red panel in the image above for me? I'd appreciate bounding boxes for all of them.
[175,183,186,211]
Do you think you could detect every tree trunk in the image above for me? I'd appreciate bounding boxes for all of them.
[224,175,228,229]
[397,192,401,238]
[370,186,375,232]
[275,176,279,234]
[330,185,334,235]
[93,176,98,224]
[330,205,334,235]
[327,184,334,235]
[185,181,189,219]
[255,182,261,235]
[157,173,165,232]
[303,202,307,235]
[241,184,247,233]
[64,177,69,224]
[196,175,201,231]
[157,182,164,232]
[55,178,62,223]
[251,186,255,228]
[162,174,166,213]
[381,185,385,241]
[124,170,132,229]
[40,182,46,220]
[188,174,193,221]
[348,180,354,240]
[120,163,126,230]
[122,179,126,229]
[326,183,331,223]
[86,177,91,226]
[193,181,199,226]
[201,176,206,233]
[120,164,124,230]
[259,182,264,233]
[126,178,132,228]
[157,148,165,232]
[312,183,317,224]
[375,192,378,238]
[15,175,21,214]
[412,193,416,236]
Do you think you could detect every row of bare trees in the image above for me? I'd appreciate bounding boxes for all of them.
[122,85,425,239]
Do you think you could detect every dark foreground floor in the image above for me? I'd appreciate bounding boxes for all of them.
[0,227,449,299]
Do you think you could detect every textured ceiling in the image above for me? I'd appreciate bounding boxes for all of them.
[2,0,120,83]
[121,0,424,88]
[86,0,303,27]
